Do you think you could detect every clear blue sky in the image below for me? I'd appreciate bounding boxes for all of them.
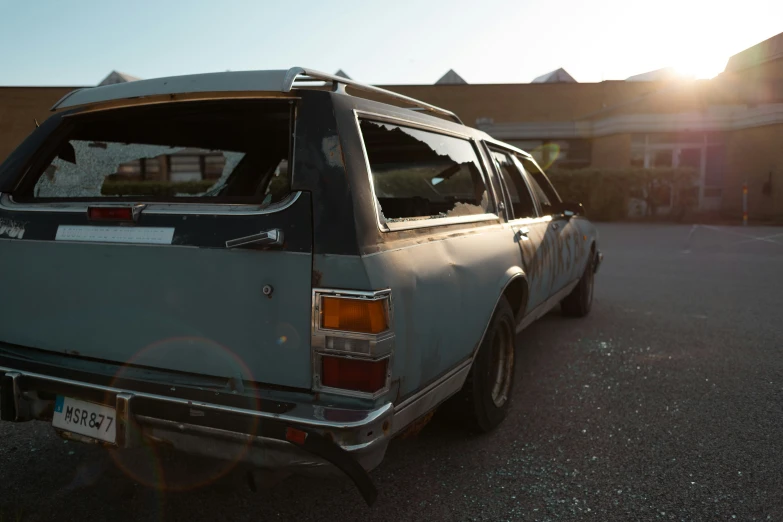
[1,0,781,86]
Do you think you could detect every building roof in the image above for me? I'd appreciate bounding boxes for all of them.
[725,31,783,73]
[625,67,684,82]
[435,69,467,85]
[98,70,142,86]
[335,69,352,79]
[532,68,577,83]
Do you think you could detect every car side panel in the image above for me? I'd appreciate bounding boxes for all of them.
[567,216,598,276]
[360,225,523,402]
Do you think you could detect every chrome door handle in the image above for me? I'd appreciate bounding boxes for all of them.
[226,229,284,248]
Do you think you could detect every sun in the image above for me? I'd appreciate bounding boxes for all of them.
[670,53,728,80]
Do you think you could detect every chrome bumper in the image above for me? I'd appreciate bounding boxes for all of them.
[0,366,391,505]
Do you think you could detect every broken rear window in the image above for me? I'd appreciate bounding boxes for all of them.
[15,100,293,204]
[358,120,494,224]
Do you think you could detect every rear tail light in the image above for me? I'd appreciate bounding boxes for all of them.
[88,207,133,221]
[320,296,388,334]
[321,355,388,394]
[87,205,144,222]
[312,290,394,397]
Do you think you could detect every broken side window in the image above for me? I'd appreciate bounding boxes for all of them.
[358,120,495,224]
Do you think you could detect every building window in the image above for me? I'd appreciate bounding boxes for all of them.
[630,133,726,210]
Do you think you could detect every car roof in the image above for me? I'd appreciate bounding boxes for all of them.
[50,66,531,160]
[51,69,294,111]
[51,67,461,124]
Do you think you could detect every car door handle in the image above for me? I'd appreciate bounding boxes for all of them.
[226,229,284,248]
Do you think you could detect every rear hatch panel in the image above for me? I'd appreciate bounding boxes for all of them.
[0,99,317,390]
[0,194,314,388]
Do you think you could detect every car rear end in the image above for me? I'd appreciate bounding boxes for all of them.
[0,89,392,504]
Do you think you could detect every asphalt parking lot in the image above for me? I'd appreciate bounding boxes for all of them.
[1,223,782,521]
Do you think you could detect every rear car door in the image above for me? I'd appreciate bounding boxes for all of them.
[487,147,551,313]
[0,99,314,389]
[515,155,580,292]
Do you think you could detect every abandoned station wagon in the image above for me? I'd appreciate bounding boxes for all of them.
[0,68,601,504]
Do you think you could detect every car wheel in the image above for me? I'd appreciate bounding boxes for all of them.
[451,296,517,432]
[561,250,595,318]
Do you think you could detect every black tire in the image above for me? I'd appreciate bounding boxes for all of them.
[561,250,595,318]
[450,297,517,432]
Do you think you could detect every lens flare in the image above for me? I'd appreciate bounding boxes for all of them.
[530,142,561,171]
[104,336,261,492]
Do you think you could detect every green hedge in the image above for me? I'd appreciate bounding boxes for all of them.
[102,177,291,199]
[102,180,215,197]
[545,167,698,221]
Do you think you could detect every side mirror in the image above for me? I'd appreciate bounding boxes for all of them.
[552,201,584,217]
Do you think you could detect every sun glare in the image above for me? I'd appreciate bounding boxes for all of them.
[670,53,728,80]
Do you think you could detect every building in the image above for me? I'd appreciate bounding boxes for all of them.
[2,34,783,218]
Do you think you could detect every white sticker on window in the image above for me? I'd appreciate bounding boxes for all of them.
[55,226,175,245]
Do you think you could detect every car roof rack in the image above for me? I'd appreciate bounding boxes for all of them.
[283,67,463,125]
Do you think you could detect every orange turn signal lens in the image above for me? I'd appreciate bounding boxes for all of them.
[321,296,388,334]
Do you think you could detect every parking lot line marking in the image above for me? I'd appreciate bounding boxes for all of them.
[691,225,783,247]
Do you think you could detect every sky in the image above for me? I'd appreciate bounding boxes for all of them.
[0,0,781,86]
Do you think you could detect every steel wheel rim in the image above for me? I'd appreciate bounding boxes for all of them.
[490,317,514,408]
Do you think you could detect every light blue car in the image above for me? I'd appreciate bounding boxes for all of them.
[0,67,601,504]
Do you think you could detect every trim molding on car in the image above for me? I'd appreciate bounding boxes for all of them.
[353,110,473,140]
[391,358,472,436]
[384,213,500,231]
[0,191,303,217]
[516,278,580,333]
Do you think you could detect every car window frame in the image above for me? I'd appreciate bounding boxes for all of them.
[12,99,297,206]
[514,155,563,212]
[354,110,501,233]
[485,144,540,222]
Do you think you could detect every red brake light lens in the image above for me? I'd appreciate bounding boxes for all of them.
[321,356,388,394]
[88,207,134,221]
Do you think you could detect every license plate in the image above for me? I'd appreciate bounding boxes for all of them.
[52,395,117,444]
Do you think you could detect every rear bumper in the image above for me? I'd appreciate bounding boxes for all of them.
[0,365,391,505]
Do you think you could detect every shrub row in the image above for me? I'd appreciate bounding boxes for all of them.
[101,180,215,197]
[546,167,699,221]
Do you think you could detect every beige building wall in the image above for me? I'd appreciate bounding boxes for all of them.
[0,87,78,162]
[383,82,662,125]
[591,134,631,168]
[723,124,783,219]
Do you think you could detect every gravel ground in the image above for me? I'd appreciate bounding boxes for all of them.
[1,223,782,521]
